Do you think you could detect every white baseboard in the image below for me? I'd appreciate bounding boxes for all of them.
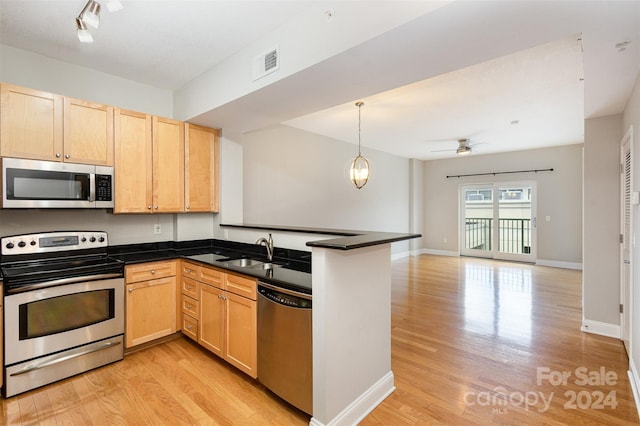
[629,359,640,420]
[309,371,395,426]
[420,248,459,257]
[536,259,583,270]
[581,319,620,338]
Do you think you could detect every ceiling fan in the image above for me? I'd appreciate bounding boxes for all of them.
[431,139,485,155]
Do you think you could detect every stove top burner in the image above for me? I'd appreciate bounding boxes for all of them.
[1,231,124,293]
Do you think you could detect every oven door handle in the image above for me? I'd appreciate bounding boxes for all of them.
[6,273,123,294]
[9,339,122,377]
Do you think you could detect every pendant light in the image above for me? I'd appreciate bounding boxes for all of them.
[350,101,370,189]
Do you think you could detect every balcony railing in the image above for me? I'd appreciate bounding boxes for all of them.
[465,218,531,254]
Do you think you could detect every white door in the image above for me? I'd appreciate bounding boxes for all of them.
[620,127,633,352]
[460,182,537,263]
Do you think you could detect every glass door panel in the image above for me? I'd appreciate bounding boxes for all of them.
[460,185,494,258]
[496,184,534,261]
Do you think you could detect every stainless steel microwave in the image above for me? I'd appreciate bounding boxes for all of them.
[1,157,114,208]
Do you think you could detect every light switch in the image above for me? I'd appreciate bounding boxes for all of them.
[545,216,551,222]
[633,191,640,205]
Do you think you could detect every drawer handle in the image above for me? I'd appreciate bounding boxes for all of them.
[186,269,193,273]
[186,325,193,330]
[186,304,193,309]
[186,285,193,290]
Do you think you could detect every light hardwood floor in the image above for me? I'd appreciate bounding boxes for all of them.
[2,255,638,425]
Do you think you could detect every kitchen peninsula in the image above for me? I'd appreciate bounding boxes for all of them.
[221,224,420,426]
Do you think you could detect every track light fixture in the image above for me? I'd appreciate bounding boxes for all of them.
[349,101,370,189]
[76,0,122,43]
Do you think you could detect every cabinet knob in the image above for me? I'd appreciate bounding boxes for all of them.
[186,285,193,290]
[154,205,158,210]
[55,153,61,158]
[148,205,152,209]
[151,270,156,275]
[65,154,70,159]
[128,288,133,293]
[186,325,193,330]
[186,205,190,210]
[186,304,193,309]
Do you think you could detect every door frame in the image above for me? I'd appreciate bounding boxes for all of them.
[620,125,634,353]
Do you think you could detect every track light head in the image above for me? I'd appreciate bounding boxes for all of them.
[81,0,101,29]
[76,17,94,43]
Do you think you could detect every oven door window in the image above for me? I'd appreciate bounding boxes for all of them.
[6,168,90,201]
[19,289,115,339]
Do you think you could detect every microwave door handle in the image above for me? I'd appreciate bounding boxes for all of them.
[89,173,96,202]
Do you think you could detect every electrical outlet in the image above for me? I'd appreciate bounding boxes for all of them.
[153,224,161,234]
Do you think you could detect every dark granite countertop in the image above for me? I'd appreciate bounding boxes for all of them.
[108,239,312,294]
[221,223,421,250]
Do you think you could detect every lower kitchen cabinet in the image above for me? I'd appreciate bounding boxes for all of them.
[125,261,177,348]
[181,261,257,378]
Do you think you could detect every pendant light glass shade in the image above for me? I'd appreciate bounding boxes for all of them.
[350,155,370,189]
[350,101,370,189]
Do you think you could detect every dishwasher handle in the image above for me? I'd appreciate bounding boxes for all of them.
[258,284,312,309]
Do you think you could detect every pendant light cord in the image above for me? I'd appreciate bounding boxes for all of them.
[356,101,364,156]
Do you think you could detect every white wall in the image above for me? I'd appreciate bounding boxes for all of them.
[583,115,623,329]
[228,125,412,255]
[0,45,172,117]
[422,144,583,265]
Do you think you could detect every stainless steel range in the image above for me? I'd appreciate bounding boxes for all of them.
[1,231,124,397]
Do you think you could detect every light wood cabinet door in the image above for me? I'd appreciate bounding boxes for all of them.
[153,116,184,213]
[63,97,114,165]
[125,276,177,348]
[0,83,63,160]
[114,108,153,213]
[185,123,219,212]
[199,283,225,357]
[225,291,257,378]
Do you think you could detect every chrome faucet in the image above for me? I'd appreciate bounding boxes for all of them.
[255,233,274,262]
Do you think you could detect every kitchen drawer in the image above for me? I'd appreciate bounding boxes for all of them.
[181,261,200,280]
[225,273,256,300]
[182,277,200,300]
[200,265,224,288]
[182,314,198,341]
[126,260,176,283]
[182,295,199,319]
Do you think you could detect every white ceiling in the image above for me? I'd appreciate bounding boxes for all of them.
[1,1,639,161]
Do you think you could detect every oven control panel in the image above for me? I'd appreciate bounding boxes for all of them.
[1,231,109,255]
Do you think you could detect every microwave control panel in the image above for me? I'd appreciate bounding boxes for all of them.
[95,174,113,202]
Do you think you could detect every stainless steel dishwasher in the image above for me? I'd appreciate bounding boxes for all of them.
[257,281,312,415]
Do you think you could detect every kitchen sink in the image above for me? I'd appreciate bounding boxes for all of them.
[220,258,264,267]
[218,257,286,270]
[249,262,284,270]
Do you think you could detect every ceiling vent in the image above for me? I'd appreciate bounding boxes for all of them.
[252,46,279,81]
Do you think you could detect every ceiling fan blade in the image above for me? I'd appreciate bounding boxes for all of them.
[431,148,457,152]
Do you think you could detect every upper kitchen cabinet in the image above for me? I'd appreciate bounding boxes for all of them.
[0,83,63,161]
[114,109,184,213]
[114,109,153,213]
[153,116,185,213]
[0,84,114,165]
[185,124,220,212]
[63,97,114,166]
